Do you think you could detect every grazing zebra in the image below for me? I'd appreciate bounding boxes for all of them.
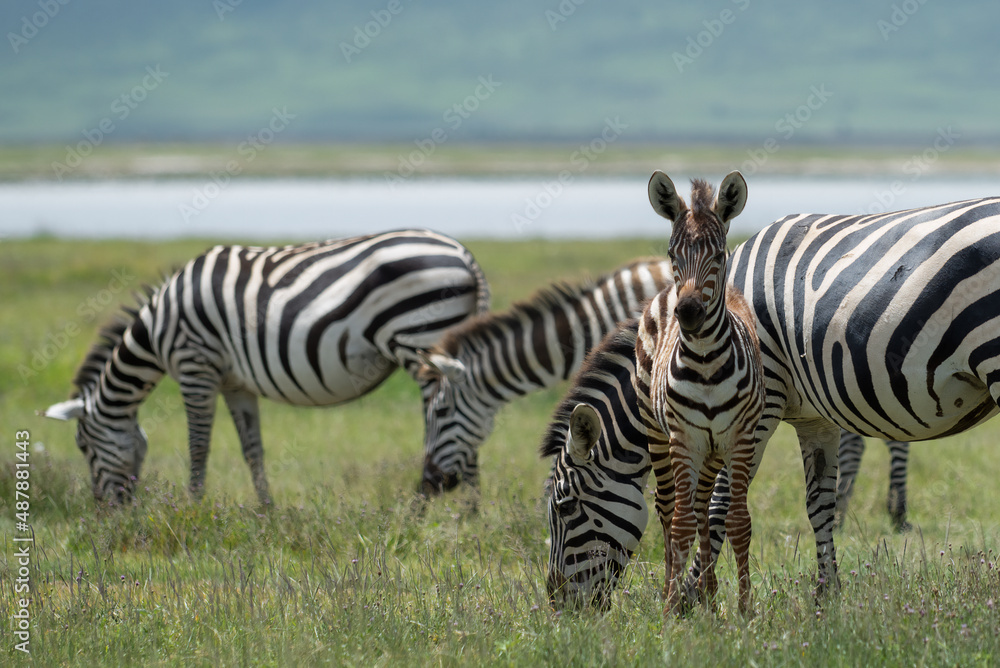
[541,321,650,611]
[415,258,671,495]
[836,430,912,531]
[544,192,1000,607]
[634,171,765,615]
[43,229,491,505]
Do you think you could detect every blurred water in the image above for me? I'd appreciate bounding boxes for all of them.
[0,175,997,241]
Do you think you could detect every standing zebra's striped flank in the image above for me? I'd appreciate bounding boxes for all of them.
[44,229,490,505]
[635,170,765,615]
[415,258,671,495]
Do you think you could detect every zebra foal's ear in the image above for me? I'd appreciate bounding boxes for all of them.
[567,403,601,463]
[417,350,467,383]
[648,171,688,222]
[712,170,748,229]
[40,397,85,421]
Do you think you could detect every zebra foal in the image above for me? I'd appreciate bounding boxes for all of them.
[635,171,765,615]
[43,229,490,505]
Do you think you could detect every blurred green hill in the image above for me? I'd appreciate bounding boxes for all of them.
[3,0,999,145]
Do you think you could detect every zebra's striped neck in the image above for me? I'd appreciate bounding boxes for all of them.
[74,305,165,424]
[540,321,649,477]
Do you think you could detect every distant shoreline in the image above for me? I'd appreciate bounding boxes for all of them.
[3,142,1000,183]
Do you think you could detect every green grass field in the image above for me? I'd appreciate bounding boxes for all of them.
[1,238,999,666]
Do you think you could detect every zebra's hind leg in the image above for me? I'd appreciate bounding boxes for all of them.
[834,430,865,530]
[885,440,911,532]
[223,388,272,507]
[180,374,221,503]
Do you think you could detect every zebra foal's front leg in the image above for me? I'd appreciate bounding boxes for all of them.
[726,438,757,616]
[223,388,273,506]
[666,439,702,615]
[693,460,723,608]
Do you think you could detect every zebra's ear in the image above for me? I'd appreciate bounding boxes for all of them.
[712,170,748,229]
[567,403,601,463]
[648,171,688,223]
[41,397,85,421]
[417,350,467,383]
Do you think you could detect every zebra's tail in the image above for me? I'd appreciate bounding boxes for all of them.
[464,247,492,314]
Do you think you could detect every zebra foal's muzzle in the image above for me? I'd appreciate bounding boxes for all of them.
[675,295,706,333]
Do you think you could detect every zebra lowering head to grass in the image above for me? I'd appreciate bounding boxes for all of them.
[635,171,765,616]
[415,258,671,496]
[43,229,491,505]
[546,190,1000,606]
[540,320,651,611]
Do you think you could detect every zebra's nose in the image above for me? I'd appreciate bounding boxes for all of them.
[547,570,569,608]
[675,296,706,333]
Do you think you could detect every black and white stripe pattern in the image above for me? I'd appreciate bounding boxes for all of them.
[727,195,1000,591]
[635,171,765,614]
[544,194,1000,606]
[416,258,671,494]
[44,229,491,504]
[540,321,650,610]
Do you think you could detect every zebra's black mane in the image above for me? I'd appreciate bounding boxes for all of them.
[538,319,639,458]
[70,287,155,395]
[433,260,658,359]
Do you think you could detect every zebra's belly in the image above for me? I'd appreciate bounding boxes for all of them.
[790,361,999,442]
[225,335,397,406]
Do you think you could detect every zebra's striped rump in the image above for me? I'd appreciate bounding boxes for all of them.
[43,229,490,505]
[417,259,671,496]
[540,321,650,610]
